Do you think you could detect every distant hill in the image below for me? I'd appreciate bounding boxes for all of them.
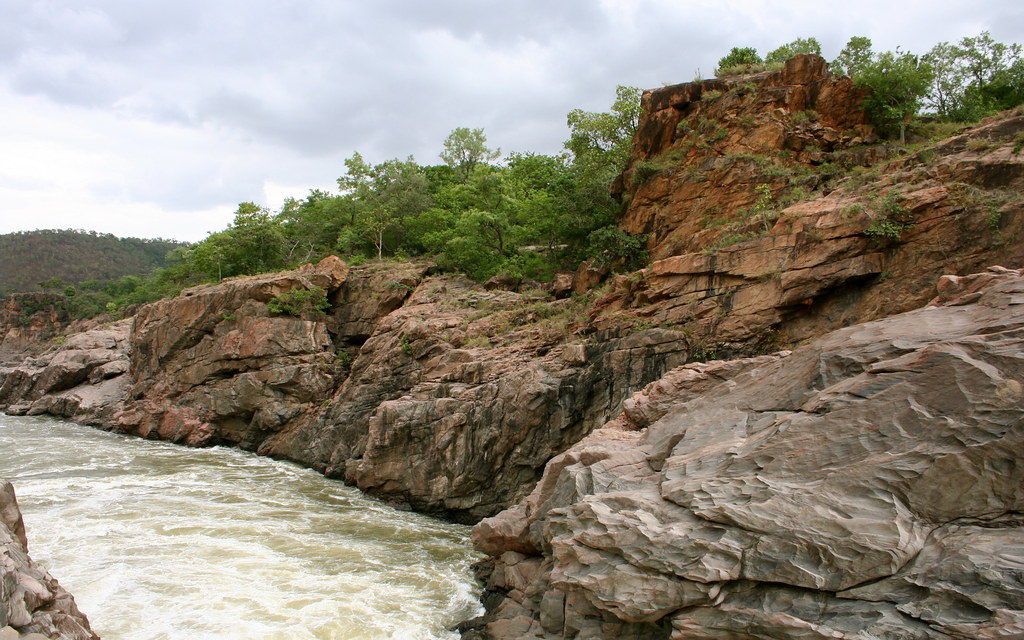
[0,229,189,294]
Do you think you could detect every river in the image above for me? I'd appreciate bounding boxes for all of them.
[0,414,482,640]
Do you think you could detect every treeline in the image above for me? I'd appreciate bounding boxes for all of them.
[0,230,187,294]
[14,32,1020,322]
[717,32,1024,141]
[162,86,648,286]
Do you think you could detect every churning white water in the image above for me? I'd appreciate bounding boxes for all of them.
[0,414,483,640]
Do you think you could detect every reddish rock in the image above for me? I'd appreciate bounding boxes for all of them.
[471,268,1024,639]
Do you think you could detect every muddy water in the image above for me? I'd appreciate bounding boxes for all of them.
[0,414,482,640]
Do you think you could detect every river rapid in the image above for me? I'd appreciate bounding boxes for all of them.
[0,414,482,640]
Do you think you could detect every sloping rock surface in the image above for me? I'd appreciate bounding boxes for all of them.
[0,480,97,640]
[0,320,131,426]
[468,267,1024,639]
[262,276,692,522]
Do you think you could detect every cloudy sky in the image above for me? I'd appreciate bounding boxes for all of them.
[1,0,1021,242]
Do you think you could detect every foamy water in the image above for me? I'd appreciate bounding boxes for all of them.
[0,414,482,640]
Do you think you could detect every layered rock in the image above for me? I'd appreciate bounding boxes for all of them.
[0,296,68,365]
[0,480,97,640]
[263,277,692,522]
[597,100,1024,355]
[0,320,130,426]
[468,267,1024,639]
[618,54,874,260]
[114,256,350,448]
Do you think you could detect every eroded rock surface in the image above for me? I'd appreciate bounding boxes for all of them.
[114,256,350,449]
[263,276,692,522]
[602,56,1024,356]
[0,319,131,426]
[468,268,1024,639]
[0,480,97,640]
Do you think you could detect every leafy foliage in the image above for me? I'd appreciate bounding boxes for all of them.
[440,127,501,181]
[715,47,763,76]
[765,38,822,65]
[855,48,935,143]
[924,32,1024,121]
[267,287,331,317]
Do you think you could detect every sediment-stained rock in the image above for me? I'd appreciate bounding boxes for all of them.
[469,268,1024,639]
[0,480,97,640]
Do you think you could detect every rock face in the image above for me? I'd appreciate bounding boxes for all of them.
[263,276,692,522]
[598,83,1024,355]
[0,295,68,365]
[618,54,873,261]
[0,480,97,640]
[114,256,350,449]
[0,319,131,426]
[467,267,1024,639]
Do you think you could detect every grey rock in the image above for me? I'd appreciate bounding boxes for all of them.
[0,481,97,640]
[471,269,1024,639]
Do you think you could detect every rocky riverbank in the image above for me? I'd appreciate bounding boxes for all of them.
[0,480,97,640]
[464,267,1024,639]
[1,55,1022,638]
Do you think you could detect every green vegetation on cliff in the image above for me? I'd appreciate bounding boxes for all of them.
[161,85,645,286]
[8,32,1018,324]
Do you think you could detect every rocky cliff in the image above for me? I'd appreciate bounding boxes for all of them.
[104,257,691,522]
[0,480,97,640]
[596,54,1024,356]
[0,55,1022,638]
[467,267,1024,639]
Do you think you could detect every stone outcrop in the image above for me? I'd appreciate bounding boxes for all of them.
[262,277,692,522]
[0,319,130,426]
[467,267,1024,639]
[617,54,874,261]
[0,480,97,640]
[0,296,68,365]
[597,96,1024,356]
[114,256,350,449]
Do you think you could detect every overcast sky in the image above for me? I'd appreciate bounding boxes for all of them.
[1,0,1021,242]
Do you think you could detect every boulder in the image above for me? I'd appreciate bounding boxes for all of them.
[0,318,131,426]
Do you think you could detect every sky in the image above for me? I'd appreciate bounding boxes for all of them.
[1,1,1021,243]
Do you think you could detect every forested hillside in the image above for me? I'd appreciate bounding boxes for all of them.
[0,229,187,294]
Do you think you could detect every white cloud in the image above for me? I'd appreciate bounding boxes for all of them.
[0,0,1019,242]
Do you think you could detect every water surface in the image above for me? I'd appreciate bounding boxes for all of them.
[0,414,482,640]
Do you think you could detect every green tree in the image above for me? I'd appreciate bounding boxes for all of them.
[924,32,1024,121]
[439,127,501,181]
[832,38,934,143]
[856,49,935,143]
[715,47,762,76]
[831,36,874,77]
[765,37,822,64]
[337,154,432,259]
[565,85,642,173]
[37,277,66,291]
[563,85,643,261]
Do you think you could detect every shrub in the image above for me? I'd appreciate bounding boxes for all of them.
[864,193,913,241]
[267,286,330,317]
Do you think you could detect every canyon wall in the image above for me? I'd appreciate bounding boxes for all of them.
[0,55,1022,638]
